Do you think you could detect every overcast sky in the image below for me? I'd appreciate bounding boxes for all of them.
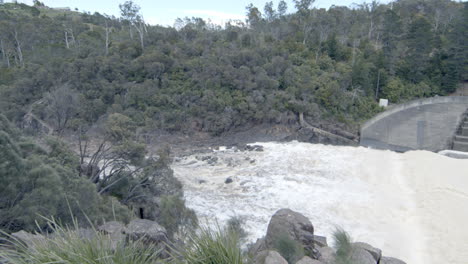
[11,0,394,26]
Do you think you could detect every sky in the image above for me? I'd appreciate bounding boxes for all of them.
[10,0,394,26]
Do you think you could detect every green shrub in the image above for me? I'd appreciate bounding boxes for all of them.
[273,233,304,264]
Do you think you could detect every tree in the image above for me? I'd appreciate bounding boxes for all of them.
[264,1,276,22]
[0,115,131,233]
[278,1,288,17]
[246,4,262,28]
[45,85,79,135]
[293,0,315,44]
[405,15,434,83]
[119,1,146,50]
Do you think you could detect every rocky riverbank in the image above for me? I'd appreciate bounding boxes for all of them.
[2,208,406,264]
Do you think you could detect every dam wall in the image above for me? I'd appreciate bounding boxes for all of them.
[360,96,468,152]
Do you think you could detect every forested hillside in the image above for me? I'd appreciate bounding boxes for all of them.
[0,0,466,137]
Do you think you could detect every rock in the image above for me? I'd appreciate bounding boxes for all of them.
[124,219,168,245]
[255,250,288,264]
[98,221,126,249]
[317,246,335,264]
[265,209,315,256]
[225,177,233,184]
[11,230,45,249]
[349,247,376,264]
[380,256,407,264]
[98,221,125,235]
[249,237,267,256]
[313,235,328,247]
[352,242,381,262]
[76,228,96,240]
[245,145,264,152]
[296,256,323,264]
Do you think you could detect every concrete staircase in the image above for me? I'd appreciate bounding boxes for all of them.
[452,112,468,152]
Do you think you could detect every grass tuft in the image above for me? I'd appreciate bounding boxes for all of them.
[0,217,160,264]
[170,224,245,264]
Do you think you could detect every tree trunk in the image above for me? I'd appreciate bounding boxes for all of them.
[13,30,23,67]
[105,21,110,56]
[65,31,69,49]
[375,69,381,100]
[134,23,144,50]
[0,39,8,68]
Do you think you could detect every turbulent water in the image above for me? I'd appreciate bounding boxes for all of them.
[172,141,468,264]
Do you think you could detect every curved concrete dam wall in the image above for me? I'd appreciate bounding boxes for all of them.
[360,96,468,152]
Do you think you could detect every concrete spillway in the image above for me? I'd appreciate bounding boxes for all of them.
[360,96,468,152]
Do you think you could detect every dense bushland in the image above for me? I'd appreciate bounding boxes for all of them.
[0,0,465,137]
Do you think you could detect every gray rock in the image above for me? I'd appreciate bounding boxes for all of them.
[249,237,267,256]
[349,247,376,264]
[11,231,45,249]
[314,235,328,247]
[255,250,288,264]
[225,177,233,184]
[98,221,125,235]
[265,209,315,256]
[245,145,264,152]
[352,242,381,262]
[317,246,335,264]
[380,256,407,264]
[296,256,323,264]
[124,219,168,245]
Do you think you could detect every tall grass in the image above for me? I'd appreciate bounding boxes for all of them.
[333,228,354,264]
[0,217,160,264]
[170,224,245,264]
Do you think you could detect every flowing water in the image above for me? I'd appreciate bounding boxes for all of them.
[172,141,468,264]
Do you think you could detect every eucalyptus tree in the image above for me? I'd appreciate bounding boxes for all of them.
[119,1,146,50]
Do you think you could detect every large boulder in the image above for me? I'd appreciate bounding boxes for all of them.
[296,256,323,264]
[255,250,288,264]
[349,247,377,264]
[317,246,335,264]
[352,242,381,262]
[265,209,315,255]
[380,256,407,264]
[124,219,168,245]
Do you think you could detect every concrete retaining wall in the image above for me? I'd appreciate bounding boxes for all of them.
[360,96,468,152]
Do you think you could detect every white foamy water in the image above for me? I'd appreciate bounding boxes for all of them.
[172,141,468,264]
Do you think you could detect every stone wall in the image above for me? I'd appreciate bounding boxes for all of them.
[360,96,468,152]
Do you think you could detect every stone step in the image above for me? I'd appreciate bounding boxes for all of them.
[463,127,468,137]
[453,141,468,152]
[454,135,468,143]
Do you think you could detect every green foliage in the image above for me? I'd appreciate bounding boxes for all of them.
[273,233,305,264]
[333,229,354,264]
[171,225,245,264]
[159,195,198,239]
[0,115,132,233]
[0,218,160,264]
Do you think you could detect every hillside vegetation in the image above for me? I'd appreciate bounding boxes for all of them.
[0,0,466,137]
